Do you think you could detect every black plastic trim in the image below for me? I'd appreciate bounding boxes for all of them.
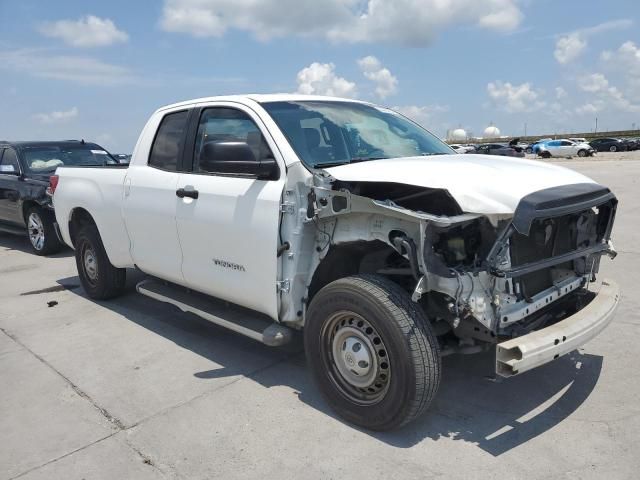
[512,183,615,235]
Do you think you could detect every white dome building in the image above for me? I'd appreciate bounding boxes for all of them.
[449,128,467,142]
[483,125,501,138]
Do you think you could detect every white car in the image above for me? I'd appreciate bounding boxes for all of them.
[538,139,595,158]
[450,144,475,154]
[52,94,619,431]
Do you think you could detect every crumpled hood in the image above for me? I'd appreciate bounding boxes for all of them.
[324,154,596,215]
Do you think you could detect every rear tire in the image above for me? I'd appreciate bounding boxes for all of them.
[610,145,617,152]
[26,206,62,256]
[75,224,126,300]
[305,275,441,431]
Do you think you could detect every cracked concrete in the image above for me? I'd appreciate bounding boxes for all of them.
[1,157,640,479]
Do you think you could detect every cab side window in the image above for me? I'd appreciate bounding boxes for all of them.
[0,148,20,173]
[194,108,273,175]
[149,110,189,171]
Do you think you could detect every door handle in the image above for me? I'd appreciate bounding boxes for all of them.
[176,188,199,199]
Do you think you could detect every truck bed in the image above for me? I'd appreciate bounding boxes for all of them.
[53,166,134,267]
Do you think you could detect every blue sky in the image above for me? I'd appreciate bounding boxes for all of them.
[1,0,639,152]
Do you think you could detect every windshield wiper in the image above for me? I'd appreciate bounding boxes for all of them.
[349,156,388,163]
[314,156,388,168]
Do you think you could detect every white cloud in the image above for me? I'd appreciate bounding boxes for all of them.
[357,56,398,99]
[577,73,640,113]
[554,19,633,65]
[160,0,522,46]
[615,41,640,71]
[33,107,79,124]
[578,73,609,93]
[555,87,567,99]
[575,103,601,115]
[295,62,357,97]
[601,41,640,99]
[0,49,135,86]
[554,33,586,64]
[39,15,129,48]
[392,104,449,128]
[487,81,544,112]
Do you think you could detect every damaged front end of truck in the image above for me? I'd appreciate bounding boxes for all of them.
[300,170,620,377]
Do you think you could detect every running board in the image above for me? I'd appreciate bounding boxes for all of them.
[136,279,293,346]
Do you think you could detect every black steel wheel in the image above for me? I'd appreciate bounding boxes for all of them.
[305,275,441,431]
[75,224,126,299]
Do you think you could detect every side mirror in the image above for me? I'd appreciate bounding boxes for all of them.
[200,142,279,180]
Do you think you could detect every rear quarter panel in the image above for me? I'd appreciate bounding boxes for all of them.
[54,167,134,268]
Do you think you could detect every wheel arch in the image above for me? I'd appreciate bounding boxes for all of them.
[307,240,408,304]
[68,207,98,249]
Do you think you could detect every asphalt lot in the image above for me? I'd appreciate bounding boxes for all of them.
[1,152,639,479]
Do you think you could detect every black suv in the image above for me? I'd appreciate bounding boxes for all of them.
[0,141,119,255]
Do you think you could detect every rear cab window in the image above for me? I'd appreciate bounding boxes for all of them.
[148,110,190,171]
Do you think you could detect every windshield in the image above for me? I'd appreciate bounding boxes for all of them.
[262,101,454,168]
[21,145,118,173]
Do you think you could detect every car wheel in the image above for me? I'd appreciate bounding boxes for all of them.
[75,224,126,300]
[577,149,587,157]
[541,151,552,159]
[26,206,62,256]
[305,274,441,431]
[525,147,533,154]
[610,145,617,152]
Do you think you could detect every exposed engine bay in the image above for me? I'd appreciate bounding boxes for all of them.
[279,166,618,362]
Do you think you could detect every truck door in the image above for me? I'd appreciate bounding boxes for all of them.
[0,148,24,225]
[122,109,190,284]
[175,105,285,320]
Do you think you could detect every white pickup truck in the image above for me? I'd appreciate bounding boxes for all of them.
[53,94,620,430]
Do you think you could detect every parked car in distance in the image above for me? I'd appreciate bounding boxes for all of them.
[0,140,119,254]
[537,139,595,158]
[569,137,587,144]
[113,154,132,164]
[525,138,552,154]
[53,94,619,430]
[450,144,475,154]
[589,137,630,152]
[474,143,525,157]
[624,138,639,151]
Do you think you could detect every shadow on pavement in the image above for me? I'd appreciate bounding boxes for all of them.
[57,270,603,456]
[0,232,73,258]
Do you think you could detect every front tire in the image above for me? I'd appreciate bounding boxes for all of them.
[75,224,126,300]
[26,206,62,256]
[577,149,587,157]
[305,275,441,431]
[610,145,617,152]
[541,151,552,159]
